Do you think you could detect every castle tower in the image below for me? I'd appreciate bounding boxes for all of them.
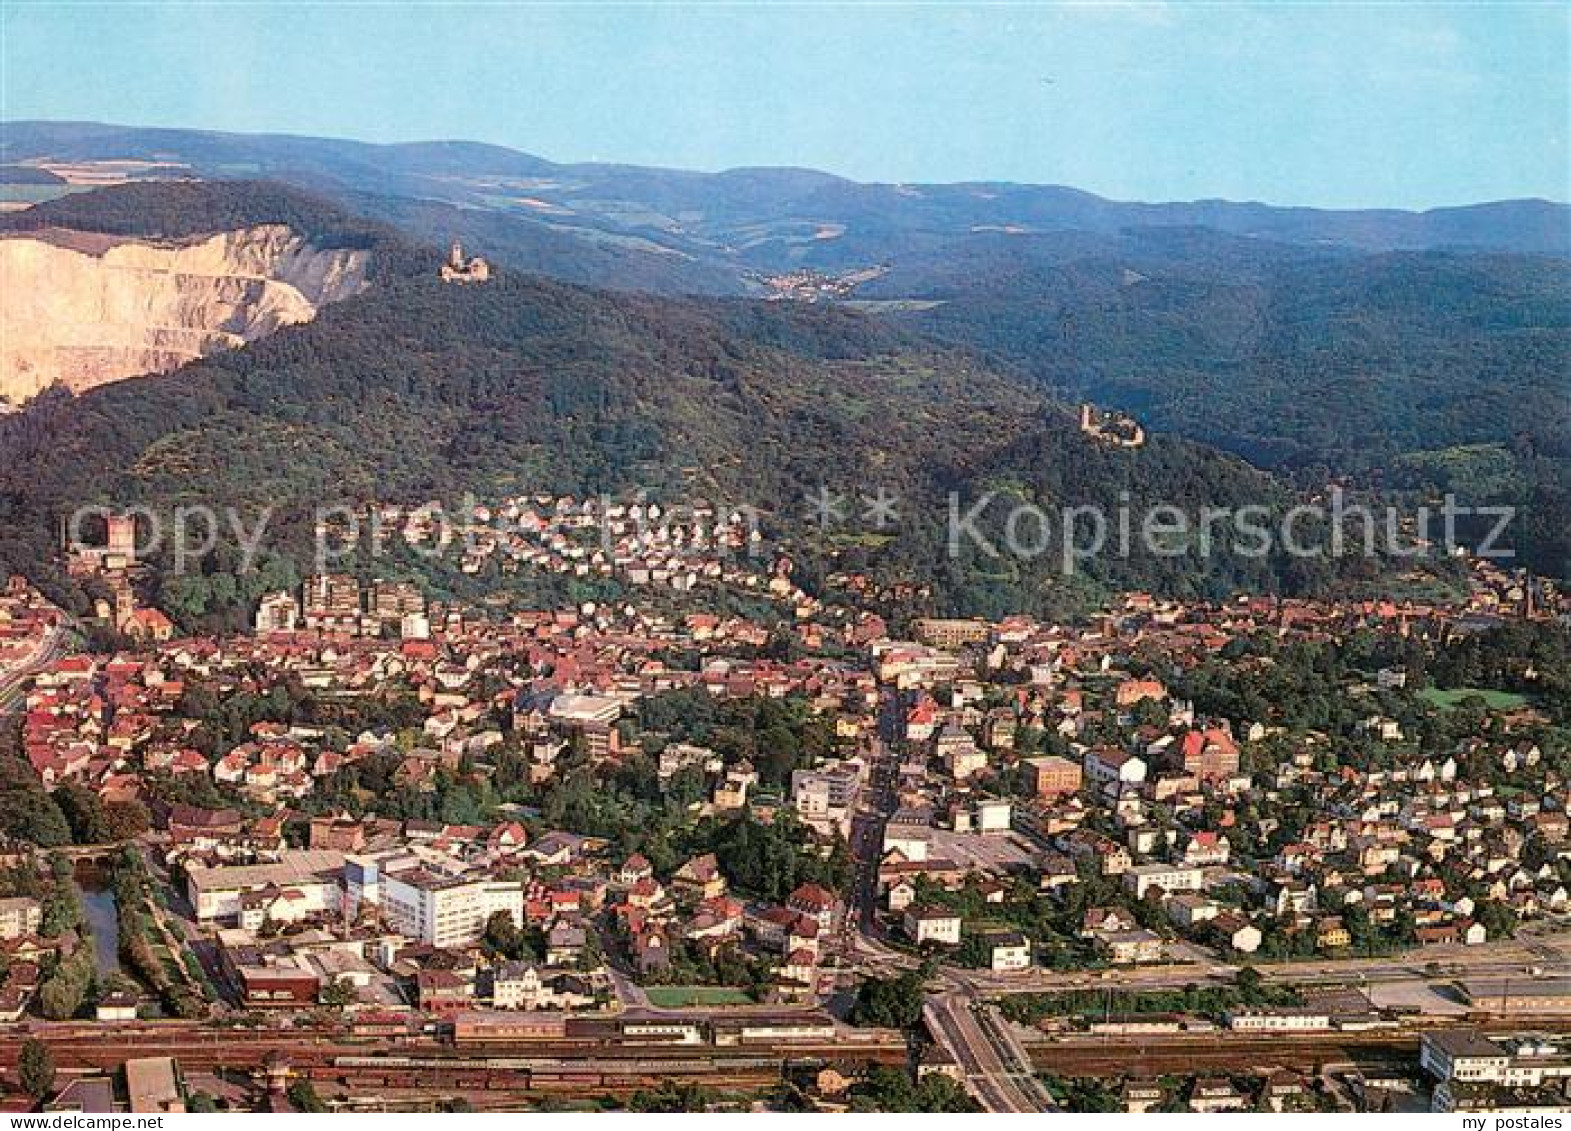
[106,514,136,561]
[112,581,136,630]
[440,239,490,283]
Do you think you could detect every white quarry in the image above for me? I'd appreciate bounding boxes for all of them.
[0,224,370,404]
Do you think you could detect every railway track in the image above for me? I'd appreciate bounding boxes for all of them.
[1031,1039,1416,1077]
[0,1020,904,1105]
[304,1060,786,1096]
[1025,1022,1571,1078]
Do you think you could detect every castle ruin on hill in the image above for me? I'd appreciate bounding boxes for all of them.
[440,240,491,284]
[1079,403,1146,448]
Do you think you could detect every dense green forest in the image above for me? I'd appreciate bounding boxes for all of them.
[0,179,388,247]
[859,229,1570,579]
[0,183,1471,627]
[3,135,1563,592]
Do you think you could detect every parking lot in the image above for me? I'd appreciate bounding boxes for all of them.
[927,829,1041,873]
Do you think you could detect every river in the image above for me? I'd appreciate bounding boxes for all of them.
[75,877,122,978]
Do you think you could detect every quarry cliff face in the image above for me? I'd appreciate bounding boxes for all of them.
[0,224,370,404]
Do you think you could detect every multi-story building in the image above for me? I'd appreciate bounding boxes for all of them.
[983,710,1017,751]
[368,578,426,621]
[1188,1078,1247,1113]
[1025,755,1083,799]
[380,862,525,948]
[303,573,362,632]
[791,763,861,836]
[0,896,42,939]
[546,693,622,727]
[490,962,593,1011]
[220,941,323,1009]
[913,618,989,651]
[254,591,300,634]
[1176,727,1241,781]
[786,883,841,934]
[185,851,346,924]
[105,514,137,561]
[1096,928,1166,965]
[971,798,1012,834]
[944,739,988,782]
[65,512,139,576]
[546,693,624,759]
[1422,1031,1571,1089]
[1084,747,1147,790]
[1123,863,1204,900]
[1423,1030,1571,1110]
[1420,1031,1514,1085]
[981,930,1032,971]
[930,725,980,785]
[903,906,962,946]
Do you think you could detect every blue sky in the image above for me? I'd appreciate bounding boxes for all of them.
[2,1,1566,208]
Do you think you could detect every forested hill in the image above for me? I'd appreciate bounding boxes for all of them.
[0,178,391,249]
[0,180,1424,631]
[862,228,1570,471]
[858,228,1571,581]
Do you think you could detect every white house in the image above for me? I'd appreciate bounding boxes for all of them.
[904,906,962,946]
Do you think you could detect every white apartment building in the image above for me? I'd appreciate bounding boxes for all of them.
[253,591,300,634]
[974,798,1013,834]
[0,896,42,940]
[985,931,1032,971]
[1123,863,1205,900]
[1084,747,1148,789]
[791,764,861,835]
[380,863,525,948]
[904,906,962,946]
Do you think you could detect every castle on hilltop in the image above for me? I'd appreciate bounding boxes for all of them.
[440,240,491,284]
[1079,403,1146,448]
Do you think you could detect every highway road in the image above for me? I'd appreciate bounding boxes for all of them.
[842,721,909,968]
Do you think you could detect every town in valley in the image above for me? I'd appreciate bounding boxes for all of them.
[0,497,1567,1113]
[1,2,1567,1117]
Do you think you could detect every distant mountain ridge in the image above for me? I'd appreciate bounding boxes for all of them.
[3,121,1565,294]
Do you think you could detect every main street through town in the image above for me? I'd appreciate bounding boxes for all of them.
[924,990,1055,1112]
